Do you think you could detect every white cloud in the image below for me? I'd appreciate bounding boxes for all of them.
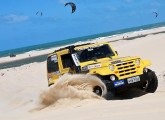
[0,14,29,24]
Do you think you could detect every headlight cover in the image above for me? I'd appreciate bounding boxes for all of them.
[135,59,140,65]
[109,65,115,71]
[110,75,116,81]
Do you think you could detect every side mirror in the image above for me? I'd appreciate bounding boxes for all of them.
[115,51,118,55]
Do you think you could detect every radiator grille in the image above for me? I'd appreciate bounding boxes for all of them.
[116,61,136,77]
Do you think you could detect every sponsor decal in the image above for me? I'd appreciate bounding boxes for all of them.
[56,71,61,74]
[114,80,125,87]
[111,60,122,64]
[88,65,95,69]
[82,66,88,70]
[87,48,93,51]
[48,73,52,76]
[95,64,101,68]
[78,44,104,51]
[51,54,58,62]
[71,53,80,66]
[111,60,127,65]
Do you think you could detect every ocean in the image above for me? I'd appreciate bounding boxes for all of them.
[1,21,165,58]
[0,21,165,69]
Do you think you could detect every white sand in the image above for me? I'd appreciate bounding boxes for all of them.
[0,27,165,120]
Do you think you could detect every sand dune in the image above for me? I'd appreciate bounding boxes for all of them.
[0,27,165,120]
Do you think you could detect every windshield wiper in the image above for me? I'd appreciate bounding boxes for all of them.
[91,57,97,62]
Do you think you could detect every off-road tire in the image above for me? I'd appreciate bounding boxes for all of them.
[103,91,115,100]
[93,86,103,96]
[102,80,115,100]
[145,71,158,93]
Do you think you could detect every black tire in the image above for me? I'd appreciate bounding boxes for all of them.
[103,91,115,100]
[145,72,158,93]
[93,86,103,96]
[102,79,115,100]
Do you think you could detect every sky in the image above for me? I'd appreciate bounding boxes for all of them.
[0,0,165,51]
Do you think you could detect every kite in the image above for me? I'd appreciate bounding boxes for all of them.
[36,11,43,16]
[65,2,76,13]
[153,11,158,18]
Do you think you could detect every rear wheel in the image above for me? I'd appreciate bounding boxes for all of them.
[93,86,103,96]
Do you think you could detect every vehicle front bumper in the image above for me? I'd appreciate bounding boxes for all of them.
[104,72,154,93]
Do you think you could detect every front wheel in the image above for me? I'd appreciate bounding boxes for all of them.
[103,91,115,100]
[102,80,115,100]
[145,70,158,93]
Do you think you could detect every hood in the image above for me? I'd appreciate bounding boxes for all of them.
[80,56,140,70]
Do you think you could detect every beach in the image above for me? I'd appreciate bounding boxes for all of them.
[0,27,165,120]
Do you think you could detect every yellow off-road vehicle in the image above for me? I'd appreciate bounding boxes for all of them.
[47,42,158,99]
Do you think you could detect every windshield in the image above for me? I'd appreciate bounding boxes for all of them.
[76,44,115,62]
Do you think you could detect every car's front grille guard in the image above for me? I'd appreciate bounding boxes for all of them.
[116,60,136,78]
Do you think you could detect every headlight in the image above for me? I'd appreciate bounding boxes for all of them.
[110,75,116,81]
[135,59,140,65]
[109,65,115,71]
[48,78,52,82]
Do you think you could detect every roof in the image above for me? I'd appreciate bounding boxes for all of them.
[53,43,93,53]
